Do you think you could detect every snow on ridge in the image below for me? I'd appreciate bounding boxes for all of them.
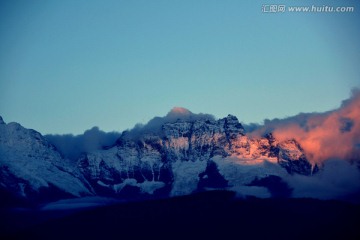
[0,119,92,198]
[171,160,207,196]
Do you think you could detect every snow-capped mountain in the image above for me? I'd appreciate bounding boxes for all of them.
[0,116,92,203]
[77,112,316,198]
[0,112,316,203]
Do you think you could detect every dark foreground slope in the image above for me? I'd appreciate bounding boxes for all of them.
[2,191,360,240]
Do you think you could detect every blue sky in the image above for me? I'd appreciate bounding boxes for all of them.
[1,0,359,134]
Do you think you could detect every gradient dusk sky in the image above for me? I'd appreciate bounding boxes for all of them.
[1,0,359,134]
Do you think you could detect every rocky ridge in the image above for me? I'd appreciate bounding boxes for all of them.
[77,114,315,198]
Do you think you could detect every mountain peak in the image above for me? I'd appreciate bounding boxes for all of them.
[170,107,191,114]
[223,114,245,135]
[168,107,192,117]
[0,116,5,125]
[225,114,240,122]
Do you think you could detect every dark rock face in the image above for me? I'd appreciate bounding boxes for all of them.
[198,160,228,190]
[277,140,313,175]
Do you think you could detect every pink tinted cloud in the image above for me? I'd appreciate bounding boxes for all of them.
[270,89,360,164]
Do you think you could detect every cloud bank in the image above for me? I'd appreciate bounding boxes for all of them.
[285,159,360,202]
[45,127,121,161]
[246,89,360,164]
[48,89,360,166]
